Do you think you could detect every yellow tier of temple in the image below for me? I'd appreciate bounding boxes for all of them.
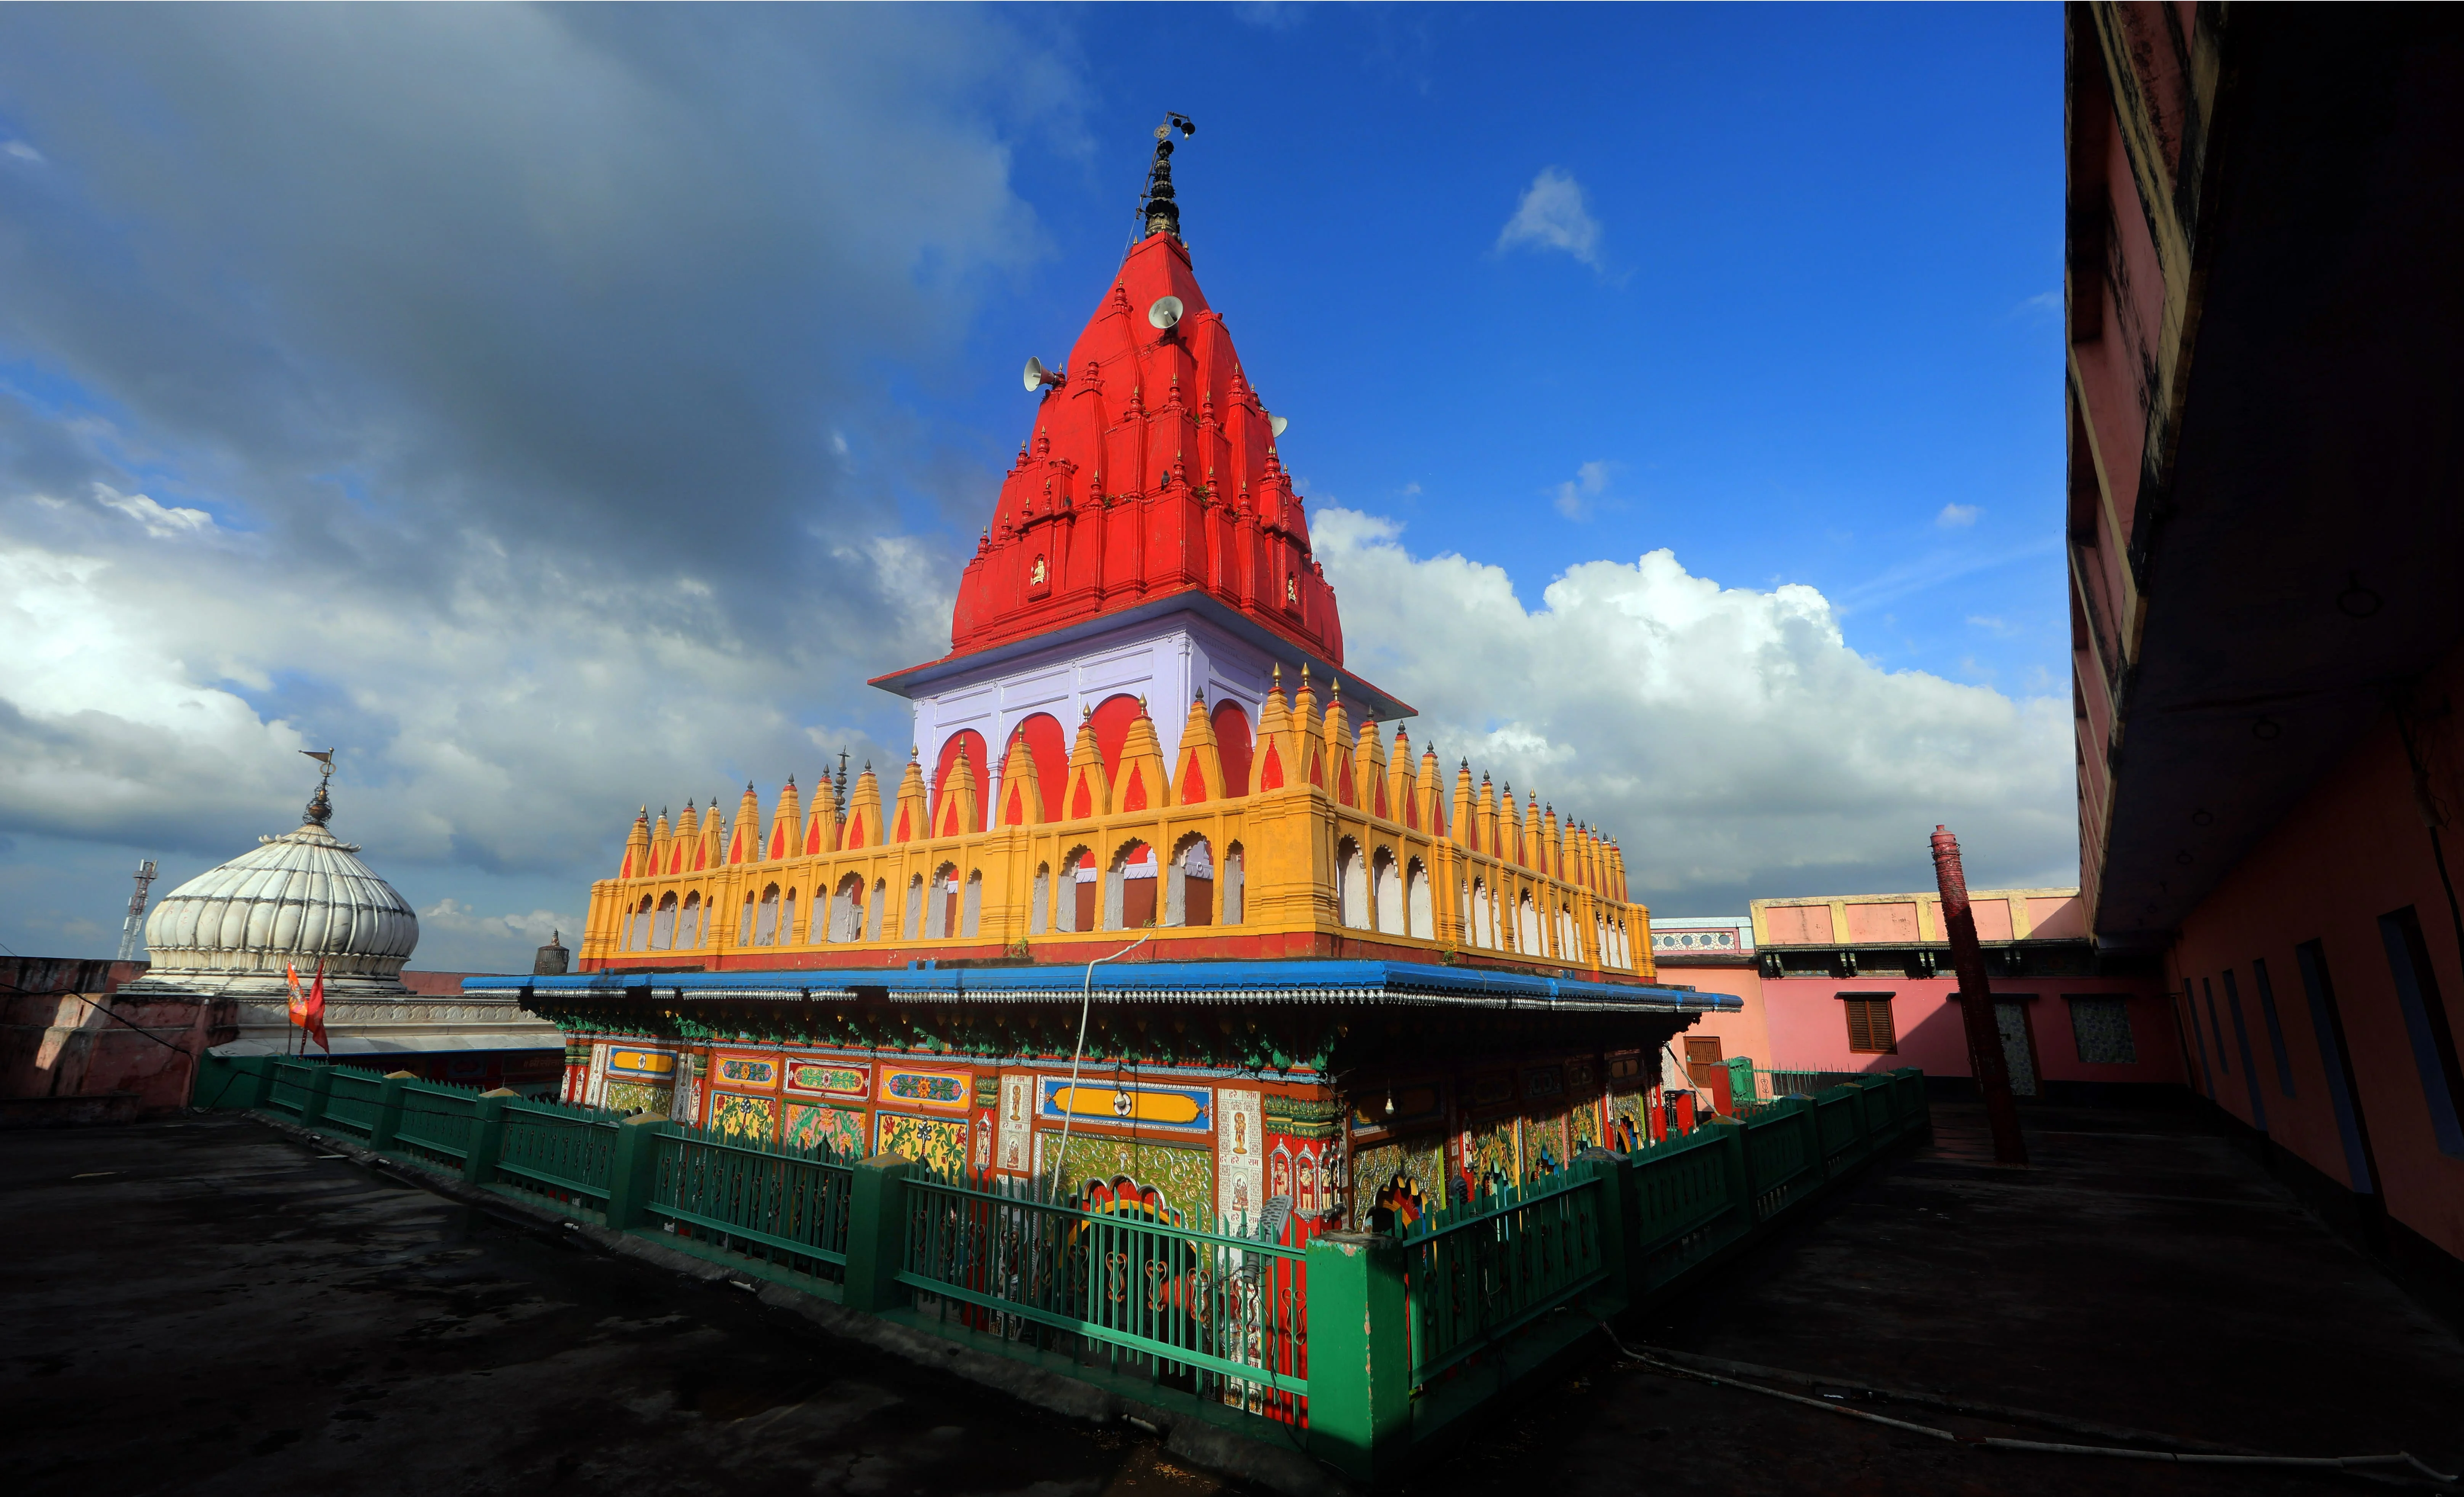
[585,672,1653,978]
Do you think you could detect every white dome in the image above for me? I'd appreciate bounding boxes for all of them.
[134,818,418,998]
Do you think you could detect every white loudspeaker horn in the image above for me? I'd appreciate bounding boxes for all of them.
[1147,295,1184,330]
[1268,413,1289,438]
[1023,356,1065,393]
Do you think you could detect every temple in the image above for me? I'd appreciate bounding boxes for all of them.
[491,130,1733,1238]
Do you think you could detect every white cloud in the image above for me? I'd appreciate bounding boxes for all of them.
[1497,167,1603,270]
[1936,502,1979,528]
[91,484,217,539]
[418,898,577,969]
[1311,508,2076,902]
[1551,459,1612,521]
[3,139,42,164]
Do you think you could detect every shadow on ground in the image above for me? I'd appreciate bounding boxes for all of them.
[0,1115,1243,1497]
[1406,1102,2464,1495]
[9,1104,2461,1496]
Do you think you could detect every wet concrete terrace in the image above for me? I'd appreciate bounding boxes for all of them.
[1424,1101,2464,1495]
[5,1103,2460,1496]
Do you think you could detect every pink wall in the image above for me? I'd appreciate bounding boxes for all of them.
[1663,965,1769,1067]
[2166,643,2464,1263]
[1761,973,2182,1088]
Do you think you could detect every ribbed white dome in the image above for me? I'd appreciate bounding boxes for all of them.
[135,819,418,997]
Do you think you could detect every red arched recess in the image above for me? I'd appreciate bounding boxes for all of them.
[932,730,988,835]
[1006,712,1067,822]
[1089,693,1144,782]
[1211,699,1254,798]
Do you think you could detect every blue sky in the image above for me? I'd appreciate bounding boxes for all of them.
[0,5,2069,968]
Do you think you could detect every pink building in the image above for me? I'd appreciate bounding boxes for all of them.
[1651,890,2181,1102]
[1749,888,2179,1098]
[2065,5,2464,1300]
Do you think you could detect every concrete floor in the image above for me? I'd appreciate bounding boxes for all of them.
[1414,1102,2464,1495]
[0,1115,1216,1497]
[5,1104,2460,1496]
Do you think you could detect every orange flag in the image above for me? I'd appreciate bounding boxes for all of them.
[304,960,329,1053]
[286,963,310,1029]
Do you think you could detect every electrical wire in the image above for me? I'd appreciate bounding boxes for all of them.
[1046,932,1153,1202]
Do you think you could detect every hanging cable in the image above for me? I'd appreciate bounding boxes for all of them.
[1045,931,1152,1203]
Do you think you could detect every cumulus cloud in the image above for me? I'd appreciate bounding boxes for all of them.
[0,6,1063,968]
[1312,509,2076,907]
[1936,502,1980,527]
[1497,167,1604,269]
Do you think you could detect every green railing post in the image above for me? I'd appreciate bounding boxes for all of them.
[605,1114,673,1229]
[1305,1229,1410,1483]
[465,1087,520,1186]
[842,1151,916,1314]
[1802,1090,1828,1181]
[1591,1158,1636,1311]
[245,1056,278,1110]
[370,1071,414,1152]
[298,1063,335,1128]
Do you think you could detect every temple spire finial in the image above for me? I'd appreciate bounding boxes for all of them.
[1139,114,1197,242]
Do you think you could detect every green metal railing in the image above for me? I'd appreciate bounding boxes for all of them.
[896,1172,1310,1420]
[491,1096,623,1214]
[1403,1163,1611,1387]
[195,1055,1925,1487]
[649,1125,856,1277]
[392,1080,480,1170]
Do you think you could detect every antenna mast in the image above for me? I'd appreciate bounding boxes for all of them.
[116,859,159,963]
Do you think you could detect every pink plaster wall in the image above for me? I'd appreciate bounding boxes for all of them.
[1761,974,2182,1087]
[1663,965,1769,1067]
[2166,642,2464,1263]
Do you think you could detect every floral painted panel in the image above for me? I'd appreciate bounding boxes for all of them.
[603,1080,671,1116]
[1350,1138,1445,1230]
[783,1103,868,1159]
[1608,1093,1647,1153]
[715,1056,778,1088]
[881,1068,973,1113]
[1522,1113,1570,1179]
[876,1112,968,1176]
[1038,1134,1214,1223]
[785,1061,869,1099]
[1569,1098,1603,1153]
[709,1091,777,1141]
[1464,1118,1518,1200]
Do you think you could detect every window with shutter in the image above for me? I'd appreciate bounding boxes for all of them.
[1842,995,1897,1054]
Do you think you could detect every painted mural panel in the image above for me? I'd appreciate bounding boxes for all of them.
[1038,1133,1214,1222]
[709,1091,777,1141]
[714,1055,779,1088]
[1463,1117,1518,1199]
[1216,1087,1265,1224]
[1569,1098,1603,1154]
[1038,1077,1212,1134]
[603,1081,672,1115]
[783,1103,868,1158]
[880,1067,973,1114]
[877,1112,969,1176]
[998,1074,1034,1175]
[605,1047,677,1079]
[1351,1138,1445,1230]
[1524,1112,1570,1178]
[784,1059,869,1100]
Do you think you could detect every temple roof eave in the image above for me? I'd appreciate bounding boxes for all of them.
[470,960,1735,1016]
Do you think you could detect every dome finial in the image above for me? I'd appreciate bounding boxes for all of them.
[298,747,337,827]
